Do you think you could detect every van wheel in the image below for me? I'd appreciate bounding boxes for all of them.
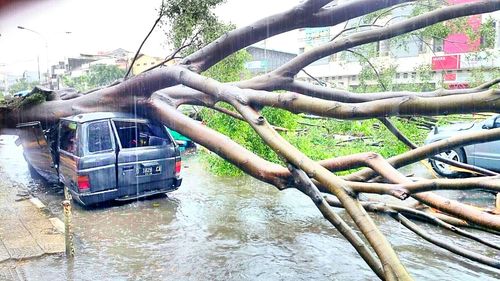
[430,148,467,178]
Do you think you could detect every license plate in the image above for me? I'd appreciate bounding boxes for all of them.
[137,165,161,176]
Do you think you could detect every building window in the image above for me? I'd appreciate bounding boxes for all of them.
[411,72,416,79]
[417,39,426,54]
[396,73,400,79]
[136,64,140,66]
[403,73,408,79]
[433,37,444,52]
[377,40,390,57]
[351,76,356,81]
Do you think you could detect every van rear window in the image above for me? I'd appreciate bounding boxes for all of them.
[114,120,171,149]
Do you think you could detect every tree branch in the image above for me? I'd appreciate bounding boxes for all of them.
[124,1,165,79]
[272,0,500,77]
[288,164,385,280]
[324,197,500,251]
[393,213,500,269]
[181,0,413,72]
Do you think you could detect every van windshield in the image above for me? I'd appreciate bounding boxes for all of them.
[114,120,171,149]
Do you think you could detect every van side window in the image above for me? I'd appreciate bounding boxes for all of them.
[88,121,113,153]
[114,120,171,149]
[60,121,78,155]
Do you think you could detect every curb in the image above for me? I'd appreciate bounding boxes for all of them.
[28,197,65,234]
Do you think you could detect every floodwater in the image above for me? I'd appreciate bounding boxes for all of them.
[0,136,499,281]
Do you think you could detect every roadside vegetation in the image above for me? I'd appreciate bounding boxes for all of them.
[61,64,125,92]
[7,77,39,94]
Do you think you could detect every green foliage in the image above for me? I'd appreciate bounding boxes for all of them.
[290,118,427,175]
[62,64,125,92]
[355,63,396,93]
[19,93,47,108]
[8,78,38,94]
[203,50,251,83]
[162,0,227,53]
[478,17,496,49]
[62,75,89,92]
[87,64,125,87]
[468,65,500,88]
[200,104,299,175]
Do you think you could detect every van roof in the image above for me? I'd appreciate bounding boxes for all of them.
[61,112,148,123]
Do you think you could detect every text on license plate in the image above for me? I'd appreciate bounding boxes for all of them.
[137,165,161,176]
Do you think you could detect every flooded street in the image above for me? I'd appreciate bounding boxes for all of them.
[1,137,499,280]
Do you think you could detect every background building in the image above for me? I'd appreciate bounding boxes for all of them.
[245,46,297,74]
[131,54,166,76]
[296,0,500,91]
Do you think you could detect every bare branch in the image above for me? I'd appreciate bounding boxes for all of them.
[182,0,412,72]
[124,2,165,79]
[346,176,500,196]
[272,0,500,77]
[347,127,500,182]
[288,164,385,280]
[325,197,500,251]
[393,214,500,269]
[241,88,500,119]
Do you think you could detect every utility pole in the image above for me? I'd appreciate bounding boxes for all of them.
[17,26,49,84]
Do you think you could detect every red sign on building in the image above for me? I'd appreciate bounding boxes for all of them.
[432,55,460,70]
[444,73,457,81]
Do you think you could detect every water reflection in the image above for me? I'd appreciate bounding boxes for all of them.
[0,137,499,280]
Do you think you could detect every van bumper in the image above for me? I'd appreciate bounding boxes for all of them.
[71,177,182,206]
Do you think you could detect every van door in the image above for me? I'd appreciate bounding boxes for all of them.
[78,120,117,194]
[112,119,177,198]
[58,120,80,191]
[16,121,58,182]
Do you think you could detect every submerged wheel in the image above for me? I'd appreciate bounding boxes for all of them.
[430,148,466,178]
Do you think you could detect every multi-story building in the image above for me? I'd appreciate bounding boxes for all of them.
[296,0,500,90]
[245,46,297,75]
[131,54,167,76]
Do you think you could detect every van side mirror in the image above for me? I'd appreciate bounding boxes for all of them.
[15,136,22,146]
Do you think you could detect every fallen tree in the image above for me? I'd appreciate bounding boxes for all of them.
[1,0,500,280]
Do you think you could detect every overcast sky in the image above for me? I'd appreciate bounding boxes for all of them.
[0,0,299,75]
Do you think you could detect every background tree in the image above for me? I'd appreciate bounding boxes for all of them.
[8,77,38,94]
[62,64,125,92]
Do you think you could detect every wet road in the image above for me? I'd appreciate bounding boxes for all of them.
[1,137,499,280]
